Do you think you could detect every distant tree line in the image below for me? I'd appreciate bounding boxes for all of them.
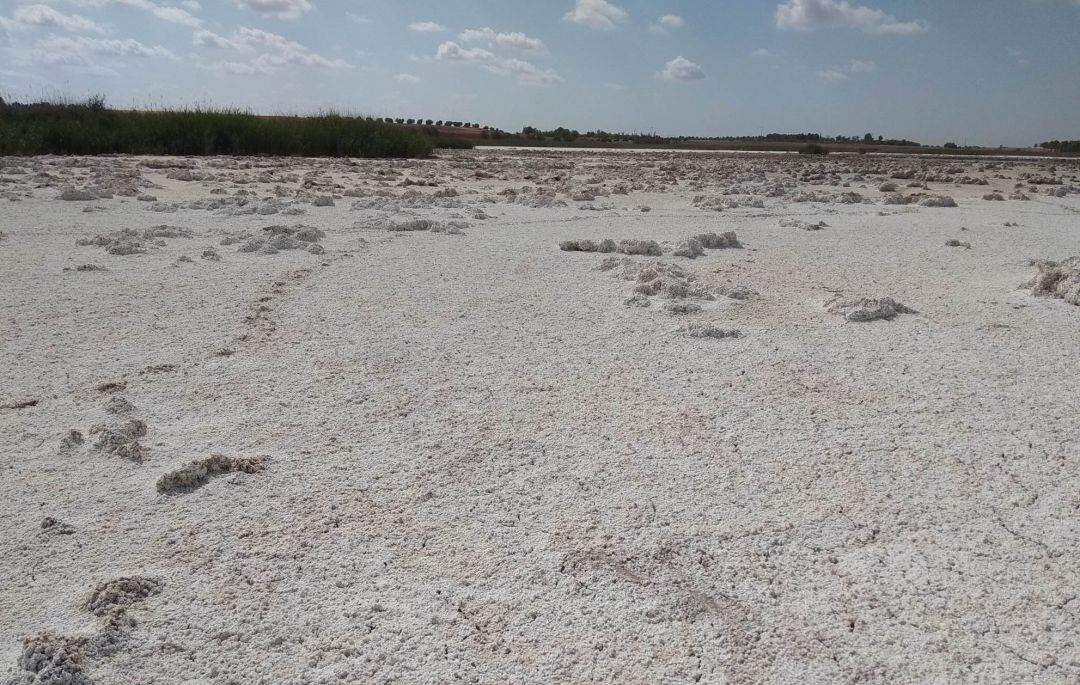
[512,127,922,147]
[1040,140,1080,153]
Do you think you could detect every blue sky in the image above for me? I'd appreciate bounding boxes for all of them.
[1,0,1078,145]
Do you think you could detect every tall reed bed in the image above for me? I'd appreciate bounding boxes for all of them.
[0,98,463,158]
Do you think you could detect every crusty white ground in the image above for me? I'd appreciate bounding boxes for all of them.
[2,149,1080,684]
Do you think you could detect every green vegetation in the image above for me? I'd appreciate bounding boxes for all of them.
[0,97,467,158]
[1040,140,1080,153]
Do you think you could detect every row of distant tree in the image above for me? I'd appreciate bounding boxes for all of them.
[514,127,923,147]
[1039,140,1080,153]
[379,118,487,129]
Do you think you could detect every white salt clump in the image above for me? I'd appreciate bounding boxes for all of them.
[919,195,958,208]
[693,232,741,249]
[90,418,148,462]
[1026,257,1080,305]
[825,296,915,322]
[682,323,741,339]
[673,239,704,259]
[156,454,267,494]
[59,189,97,201]
[665,302,702,315]
[13,632,90,685]
[779,219,827,231]
[883,193,914,205]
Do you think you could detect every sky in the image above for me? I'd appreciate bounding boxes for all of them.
[1,0,1078,146]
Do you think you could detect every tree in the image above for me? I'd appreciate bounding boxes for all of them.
[864,133,874,142]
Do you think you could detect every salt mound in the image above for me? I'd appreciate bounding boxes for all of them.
[85,577,161,617]
[1026,257,1080,305]
[90,418,148,462]
[779,219,827,231]
[682,323,741,339]
[156,454,268,494]
[919,195,958,208]
[982,192,1005,201]
[673,239,704,259]
[945,239,971,249]
[387,219,437,232]
[825,296,916,322]
[693,231,741,248]
[239,225,326,255]
[59,189,97,201]
[560,239,661,256]
[665,302,702,315]
[13,631,90,685]
[883,193,915,205]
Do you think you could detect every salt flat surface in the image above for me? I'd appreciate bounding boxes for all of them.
[2,149,1079,683]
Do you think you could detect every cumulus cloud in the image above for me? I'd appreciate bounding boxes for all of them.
[751,48,775,57]
[775,0,927,35]
[848,59,876,73]
[659,56,705,81]
[458,27,545,52]
[194,26,347,73]
[564,0,627,30]
[408,21,445,33]
[234,0,312,21]
[435,40,562,86]
[7,5,107,34]
[394,72,420,83]
[33,34,174,66]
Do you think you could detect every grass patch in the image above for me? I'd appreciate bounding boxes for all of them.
[0,97,461,158]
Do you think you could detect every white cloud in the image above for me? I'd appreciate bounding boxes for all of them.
[816,69,849,81]
[435,40,562,86]
[234,0,312,21]
[33,34,174,66]
[9,5,107,34]
[394,72,420,83]
[347,13,372,25]
[68,0,203,28]
[564,0,627,31]
[408,21,445,33]
[751,48,775,58]
[193,26,348,73]
[648,14,684,34]
[817,59,876,81]
[775,0,927,35]
[659,56,705,81]
[458,27,545,52]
